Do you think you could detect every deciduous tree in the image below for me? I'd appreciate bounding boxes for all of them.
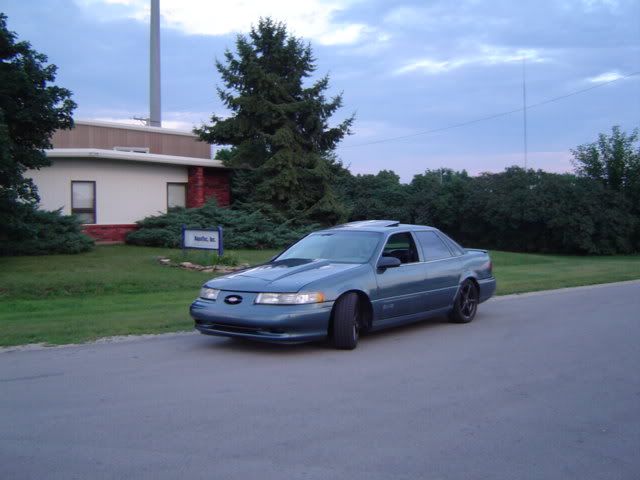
[571,126,640,198]
[0,13,76,212]
[0,13,90,255]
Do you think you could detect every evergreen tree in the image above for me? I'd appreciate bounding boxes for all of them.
[195,18,353,224]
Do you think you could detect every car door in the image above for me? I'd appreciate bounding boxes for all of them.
[414,231,462,310]
[373,232,428,321]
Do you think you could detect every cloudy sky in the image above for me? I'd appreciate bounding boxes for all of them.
[2,0,639,180]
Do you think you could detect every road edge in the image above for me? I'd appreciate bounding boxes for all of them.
[2,278,639,354]
[490,278,640,301]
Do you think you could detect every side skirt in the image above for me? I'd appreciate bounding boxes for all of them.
[369,306,452,332]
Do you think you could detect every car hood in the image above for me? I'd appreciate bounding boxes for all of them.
[204,258,363,293]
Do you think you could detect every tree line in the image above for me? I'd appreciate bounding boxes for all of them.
[336,151,639,255]
[197,19,639,255]
[1,14,638,255]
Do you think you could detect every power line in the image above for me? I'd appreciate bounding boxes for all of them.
[339,71,640,149]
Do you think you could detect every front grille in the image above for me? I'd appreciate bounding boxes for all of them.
[212,323,260,334]
[195,320,285,336]
[196,320,260,335]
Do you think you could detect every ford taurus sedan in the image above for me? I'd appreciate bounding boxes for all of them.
[190,220,496,349]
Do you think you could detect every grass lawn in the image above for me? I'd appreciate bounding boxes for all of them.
[489,251,640,295]
[1,245,638,347]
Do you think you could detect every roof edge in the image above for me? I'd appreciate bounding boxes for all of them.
[74,119,199,137]
[45,148,228,169]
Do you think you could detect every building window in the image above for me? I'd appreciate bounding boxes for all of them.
[113,146,150,153]
[71,181,96,224]
[167,183,187,210]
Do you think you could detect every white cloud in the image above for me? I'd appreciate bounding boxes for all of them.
[394,45,547,76]
[587,71,624,83]
[395,59,452,75]
[75,0,369,46]
[318,23,367,46]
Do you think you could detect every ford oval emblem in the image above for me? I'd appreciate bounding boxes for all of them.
[224,295,242,305]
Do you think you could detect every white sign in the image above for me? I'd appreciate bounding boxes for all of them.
[183,229,220,250]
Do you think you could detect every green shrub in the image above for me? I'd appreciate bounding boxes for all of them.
[0,206,94,256]
[127,200,317,249]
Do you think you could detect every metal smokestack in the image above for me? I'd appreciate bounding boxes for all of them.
[149,0,161,127]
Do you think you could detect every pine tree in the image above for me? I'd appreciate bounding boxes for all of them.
[195,18,353,224]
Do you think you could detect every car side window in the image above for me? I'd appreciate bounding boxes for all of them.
[439,232,465,256]
[415,231,453,261]
[382,232,420,264]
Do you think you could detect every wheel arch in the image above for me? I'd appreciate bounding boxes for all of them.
[328,290,373,335]
[454,273,480,299]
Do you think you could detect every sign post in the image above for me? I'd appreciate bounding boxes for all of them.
[181,225,224,259]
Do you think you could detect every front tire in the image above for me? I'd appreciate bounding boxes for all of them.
[332,293,360,350]
[449,280,479,324]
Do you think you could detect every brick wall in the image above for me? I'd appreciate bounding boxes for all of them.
[187,166,205,208]
[187,167,230,208]
[82,224,138,242]
[203,168,230,207]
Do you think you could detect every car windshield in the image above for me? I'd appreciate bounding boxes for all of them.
[276,231,382,264]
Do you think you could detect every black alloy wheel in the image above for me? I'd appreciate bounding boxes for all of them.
[449,280,479,324]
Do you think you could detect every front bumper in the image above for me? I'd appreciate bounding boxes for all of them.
[190,294,334,344]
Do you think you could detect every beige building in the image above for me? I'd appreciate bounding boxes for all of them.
[28,120,230,241]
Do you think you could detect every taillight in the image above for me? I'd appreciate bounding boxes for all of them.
[482,260,492,275]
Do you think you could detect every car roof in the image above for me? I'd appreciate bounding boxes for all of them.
[322,220,438,233]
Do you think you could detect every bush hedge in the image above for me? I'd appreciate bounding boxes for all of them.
[126,200,317,249]
[128,166,639,256]
[0,206,94,256]
[338,167,639,255]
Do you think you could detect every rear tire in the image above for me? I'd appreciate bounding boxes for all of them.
[449,280,479,324]
[332,293,360,350]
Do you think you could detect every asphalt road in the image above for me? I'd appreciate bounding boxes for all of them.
[1,282,639,480]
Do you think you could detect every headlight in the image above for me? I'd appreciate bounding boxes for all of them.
[255,292,325,305]
[199,287,220,300]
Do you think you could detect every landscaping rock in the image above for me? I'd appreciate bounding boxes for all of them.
[157,257,245,273]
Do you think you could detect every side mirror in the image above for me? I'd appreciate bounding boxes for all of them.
[377,256,401,271]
